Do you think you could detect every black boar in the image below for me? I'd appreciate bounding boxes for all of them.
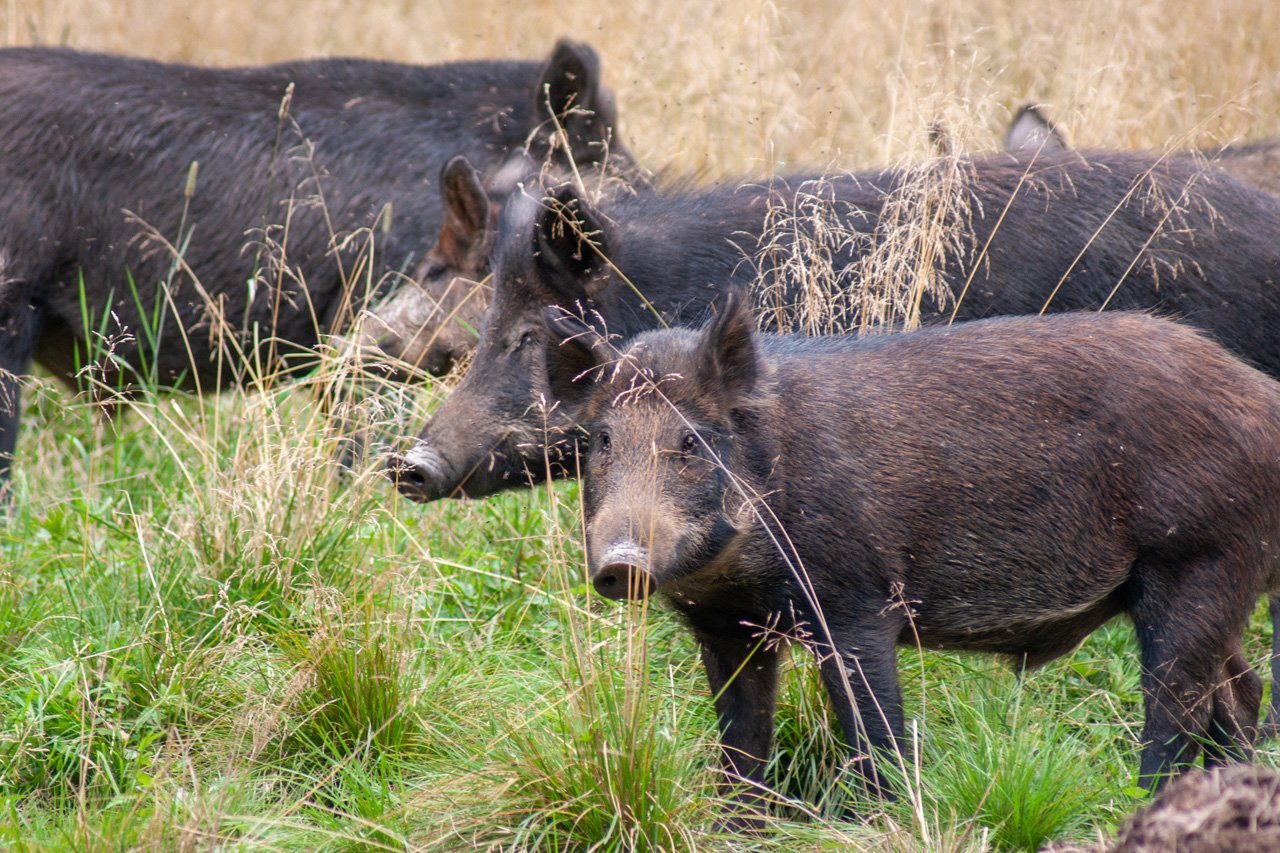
[551,295,1280,817]
[1004,103,1280,197]
[0,39,631,479]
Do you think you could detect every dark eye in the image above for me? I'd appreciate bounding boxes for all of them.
[510,330,534,352]
[681,432,699,454]
[596,429,611,454]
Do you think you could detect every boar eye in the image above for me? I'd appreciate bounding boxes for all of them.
[681,432,699,454]
[596,429,611,454]
[509,330,534,352]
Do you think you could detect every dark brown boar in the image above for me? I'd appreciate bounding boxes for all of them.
[548,295,1280,819]
[0,39,632,481]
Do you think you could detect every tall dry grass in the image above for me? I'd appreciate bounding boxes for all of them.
[5,0,1280,177]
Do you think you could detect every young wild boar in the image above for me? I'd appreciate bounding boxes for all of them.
[0,40,631,480]
[547,295,1280,817]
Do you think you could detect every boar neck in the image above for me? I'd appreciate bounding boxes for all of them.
[657,334,889,637]
[656,356,812,626]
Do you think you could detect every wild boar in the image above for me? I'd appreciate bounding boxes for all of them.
[551,295,1280,817]
[1004,103,1280,197]
[354,155,496,379]
[0,39,631,479]
[390,147,1280,733]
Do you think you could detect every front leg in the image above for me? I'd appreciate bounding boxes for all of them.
[815,615,905,801]
[697,629,781,818]
[0,295,41,489]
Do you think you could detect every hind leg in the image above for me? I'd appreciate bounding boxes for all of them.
[1134,631,1216,788]
[1203,646,1261,767]
[1262,597,1280,740]
[1130,555,1256,789]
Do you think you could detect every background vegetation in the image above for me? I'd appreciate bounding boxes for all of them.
[3,0,1280,849]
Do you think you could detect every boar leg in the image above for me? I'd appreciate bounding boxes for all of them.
[0,296,40,486]
[1203,646,1261,767]
[1132,563,1252,788]
[816,619,904,801]
[1264,598,1280,739]
[697,630,780,818]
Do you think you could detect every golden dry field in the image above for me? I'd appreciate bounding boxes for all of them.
[8,0,1280,174]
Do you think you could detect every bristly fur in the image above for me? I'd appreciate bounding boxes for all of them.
[577,308,1280,817]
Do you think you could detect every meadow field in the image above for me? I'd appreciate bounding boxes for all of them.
[3,0,1280,849]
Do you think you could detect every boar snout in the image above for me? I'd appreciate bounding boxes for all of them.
[386,443,453,502]
[401,337,463,378]
[593,542,654,600]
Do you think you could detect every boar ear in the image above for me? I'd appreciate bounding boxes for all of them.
[535,39,620,171]
[435,156,491,266]
[928,120,954,156]
[534,186,609,304]
[544,305,611,411]
[1005,104,1068,153]
[696,290,759,404]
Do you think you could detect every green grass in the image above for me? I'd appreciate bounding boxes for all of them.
[1,369,1277,851]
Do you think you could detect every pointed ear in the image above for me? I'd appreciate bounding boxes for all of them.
[928,120,954,156]
[543,305,611,411]
[534,186,609,304]
[434,156,490,266]
[696,290,759,405]
[1005,104,1068,153]
[534,39,621,171]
